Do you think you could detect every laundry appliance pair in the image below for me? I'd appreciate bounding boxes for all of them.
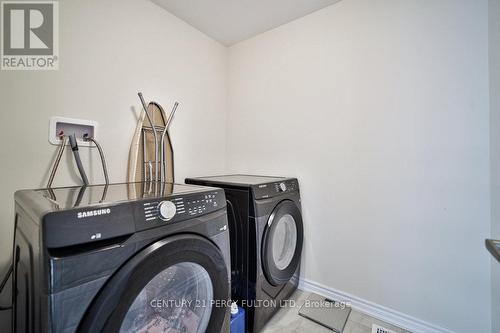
[11,175,303,333]
[186,175,304,333]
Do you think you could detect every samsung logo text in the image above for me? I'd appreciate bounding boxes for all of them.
[77,208,111,219]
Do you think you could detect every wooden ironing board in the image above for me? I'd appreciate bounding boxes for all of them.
[127,102,175,192]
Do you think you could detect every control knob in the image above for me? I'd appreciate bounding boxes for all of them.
[279,182,287,192]
[158,201,176,221]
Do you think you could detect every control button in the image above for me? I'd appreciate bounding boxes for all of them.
[279,182,287,192]
[158,201,177,221]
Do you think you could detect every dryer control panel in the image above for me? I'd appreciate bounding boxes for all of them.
[252,178,299,200]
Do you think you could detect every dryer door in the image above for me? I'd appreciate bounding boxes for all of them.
[262,200,304,286]
[78,234,229,333]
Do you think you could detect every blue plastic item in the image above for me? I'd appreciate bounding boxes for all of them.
[230,305,245,333]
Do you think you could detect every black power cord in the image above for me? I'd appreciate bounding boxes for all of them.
[69,133,89,186]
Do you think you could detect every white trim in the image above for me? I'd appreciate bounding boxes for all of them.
[298,278,456,333]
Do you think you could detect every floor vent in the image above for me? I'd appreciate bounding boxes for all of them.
[372,324,398,333]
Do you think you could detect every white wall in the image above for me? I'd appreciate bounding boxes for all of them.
[0,0,228,271]
[489,0,500,332]
[0,0,494,331]
[227,0,491,332]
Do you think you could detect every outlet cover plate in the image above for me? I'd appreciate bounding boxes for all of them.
[49,117,98,146]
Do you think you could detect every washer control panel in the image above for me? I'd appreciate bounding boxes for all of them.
[158,201,177,221]
[140,189,224,227]
[253,178,299,199]
[41,187,226,248]
[275,181,297,193]
[185,192,220,216]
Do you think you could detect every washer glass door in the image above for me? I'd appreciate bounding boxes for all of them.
[78,235,229,333]
[262,200,304,286]
[120,262,213,333]
[272,214,298,270]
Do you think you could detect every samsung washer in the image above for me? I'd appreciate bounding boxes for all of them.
[12,182,231,333]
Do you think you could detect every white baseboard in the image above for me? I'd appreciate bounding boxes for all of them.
[298,278,455,333]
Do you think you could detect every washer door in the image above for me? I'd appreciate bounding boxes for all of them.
[262,200,304,286]
[79,235,229,333]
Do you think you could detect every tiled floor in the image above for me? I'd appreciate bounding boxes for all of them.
[0,288,411,333]
[261,290,412,333]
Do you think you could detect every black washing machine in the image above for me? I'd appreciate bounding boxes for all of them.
[185,175,303,333]
[12,182,231,333]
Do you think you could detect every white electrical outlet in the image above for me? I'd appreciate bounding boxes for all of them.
[49,117,98,146]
